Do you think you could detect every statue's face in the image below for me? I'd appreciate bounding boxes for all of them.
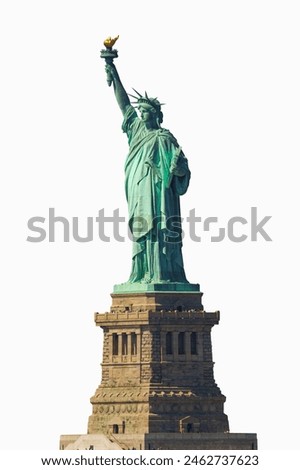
[138,103,158,126]
[138,106,152,123]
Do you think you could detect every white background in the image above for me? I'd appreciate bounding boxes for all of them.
[0,0,299,452]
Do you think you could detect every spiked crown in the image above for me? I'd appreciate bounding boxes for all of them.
[128,88,165,114]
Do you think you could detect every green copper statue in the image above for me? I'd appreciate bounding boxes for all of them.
[101,37,195,290]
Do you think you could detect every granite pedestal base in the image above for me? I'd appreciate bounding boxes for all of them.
[60,289,257,450]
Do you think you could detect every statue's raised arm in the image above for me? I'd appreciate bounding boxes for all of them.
[100,35,130,115]
[105,63,130,115]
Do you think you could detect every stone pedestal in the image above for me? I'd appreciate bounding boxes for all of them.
[60,290,257,450]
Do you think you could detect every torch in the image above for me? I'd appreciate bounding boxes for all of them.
[100,35,119,87]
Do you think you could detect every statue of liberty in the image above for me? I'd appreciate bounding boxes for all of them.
[102,38,193,289]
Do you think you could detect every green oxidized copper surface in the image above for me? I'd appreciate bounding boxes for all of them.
[101,38,198,294]
[113,282,200,294]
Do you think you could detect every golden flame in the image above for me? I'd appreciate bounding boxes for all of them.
[103,35,119,49]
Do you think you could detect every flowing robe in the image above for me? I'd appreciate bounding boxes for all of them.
[122,105,190,283]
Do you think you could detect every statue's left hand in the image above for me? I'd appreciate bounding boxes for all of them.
[170,161,185,177]
[170,146,185,177]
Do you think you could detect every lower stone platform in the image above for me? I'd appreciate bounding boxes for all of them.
[110,290,204,312]
[60,432,257,450]
[144,432,258,450]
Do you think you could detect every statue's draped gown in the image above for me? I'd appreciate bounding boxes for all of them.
[122,105,190,284]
